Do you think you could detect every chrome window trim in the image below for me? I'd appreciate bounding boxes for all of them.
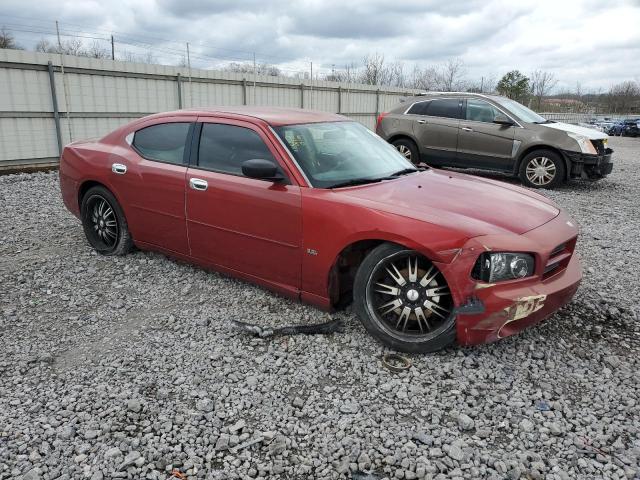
[402,95,524,128]
[268,125,314,188]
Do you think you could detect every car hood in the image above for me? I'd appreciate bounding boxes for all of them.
[539,121,608,140]
[336,170,560,236]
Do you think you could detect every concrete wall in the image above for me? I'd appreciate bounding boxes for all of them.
[0,49,420,170]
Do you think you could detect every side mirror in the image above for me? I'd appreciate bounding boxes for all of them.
[241,159,283,182]
[493,113,515,126]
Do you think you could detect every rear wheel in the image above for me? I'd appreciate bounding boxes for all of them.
[353,243,455,353]
[392,138,420,165]
[81,186,133,256]
[518,149,565,189]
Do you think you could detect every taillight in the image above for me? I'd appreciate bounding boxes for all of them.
[376,112,388,130]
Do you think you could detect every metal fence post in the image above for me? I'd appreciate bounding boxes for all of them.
[375,89,381,118]
[47,61,63,157]
[177,73,182,109]
[337,86,342,114]
[300,83,305,108]
[242,78,247,105]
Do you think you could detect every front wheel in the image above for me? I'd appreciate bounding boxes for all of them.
[353,243,456,353]
[81,186,133,256]
[518,150,565,189]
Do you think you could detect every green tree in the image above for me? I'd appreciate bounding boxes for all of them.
[496,70,530,102]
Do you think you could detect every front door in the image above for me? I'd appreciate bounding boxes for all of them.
[409,98,462,165]
[185,120,302,289]
[115,118,195,255]
[457,99,516,171]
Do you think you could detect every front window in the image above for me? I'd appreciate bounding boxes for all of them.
[465,99,502,123]
[274,121,416,188]
[492,97,546,124]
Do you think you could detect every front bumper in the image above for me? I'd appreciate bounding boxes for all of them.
[563,148,613,179]
[435,210,582,346]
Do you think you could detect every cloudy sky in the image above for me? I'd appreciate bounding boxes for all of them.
[1,0,639,91]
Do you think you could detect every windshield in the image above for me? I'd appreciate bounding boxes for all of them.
[492,97,547,124]
[274,121,416,188]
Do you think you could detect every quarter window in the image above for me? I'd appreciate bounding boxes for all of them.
[466,99,502,123]
[407,99,461,119]
[198,123,278,176]
[132,122,191,164]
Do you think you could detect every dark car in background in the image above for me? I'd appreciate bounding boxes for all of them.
[607,119,640,137]
[376,93,613,189]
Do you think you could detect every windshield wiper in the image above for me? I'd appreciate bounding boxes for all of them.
[327,177,386,189]
[534,119,555,124]
[388,168,419,177]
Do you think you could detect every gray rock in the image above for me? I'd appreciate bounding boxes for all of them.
[127,399,142,413]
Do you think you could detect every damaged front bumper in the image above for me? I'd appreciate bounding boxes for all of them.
[563,148,613,180]
[436,210,582,346]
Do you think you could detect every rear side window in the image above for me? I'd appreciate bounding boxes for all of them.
[407,101,430,115]
[198,123,278,176]
[132,123,191,164]
[407,99,461,119]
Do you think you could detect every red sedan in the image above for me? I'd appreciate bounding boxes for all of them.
[59,107,582,353]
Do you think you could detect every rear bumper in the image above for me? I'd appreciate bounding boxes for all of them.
[563,148,613,179]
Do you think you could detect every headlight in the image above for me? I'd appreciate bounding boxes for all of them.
[566,132,597,154]
[472,252,535,282]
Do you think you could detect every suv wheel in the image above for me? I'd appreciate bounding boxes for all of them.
[392,138,420,165]
[518,150,565,189]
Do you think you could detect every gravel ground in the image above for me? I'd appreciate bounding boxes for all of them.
[1,137,639,480]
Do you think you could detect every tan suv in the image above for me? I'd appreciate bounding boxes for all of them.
[376,93,613,188]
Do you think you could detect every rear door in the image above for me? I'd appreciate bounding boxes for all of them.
[409,98,462,165]
[115,118,195,255]
[185,118,302,289]
[457,99,516,171]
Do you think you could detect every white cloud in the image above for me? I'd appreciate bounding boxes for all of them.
[1,0,639,90]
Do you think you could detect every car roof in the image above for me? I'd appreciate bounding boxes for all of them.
[143,107,349,126]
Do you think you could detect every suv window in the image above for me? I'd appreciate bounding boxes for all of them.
[198,123,278,176]
[408,99,461,119]
[133,123,191,164]
[466,99,501,123]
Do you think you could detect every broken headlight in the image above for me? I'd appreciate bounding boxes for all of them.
[472,253,535,282]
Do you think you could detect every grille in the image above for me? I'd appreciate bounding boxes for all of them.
[543,238,576,279]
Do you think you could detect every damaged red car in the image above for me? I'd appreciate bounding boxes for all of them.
[59,107,582,353]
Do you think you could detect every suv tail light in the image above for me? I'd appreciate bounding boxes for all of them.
[376,112,388,131]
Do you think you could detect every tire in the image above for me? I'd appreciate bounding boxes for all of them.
[392,138,420,165]
[353,243,456,353]
[518,149,565,189]
[81,186,133,256]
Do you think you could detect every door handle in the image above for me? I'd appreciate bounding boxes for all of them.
[417,119,428,124]
[111,163,127,174]
[461,127,473,132]
[189,178,208,191]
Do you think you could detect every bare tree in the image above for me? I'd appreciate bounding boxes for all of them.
[225,62,281,77]
[530,70,557,110]
[360,53,387,85]
[435,58,466,91]
[407,65,438,91]
[118,49,157,64]
[606,80,640,113]
[86,40,110,59]
[0,27,23,49]
[35,37,86,56]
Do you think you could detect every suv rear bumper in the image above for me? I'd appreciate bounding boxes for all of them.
[563,148,613,180]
